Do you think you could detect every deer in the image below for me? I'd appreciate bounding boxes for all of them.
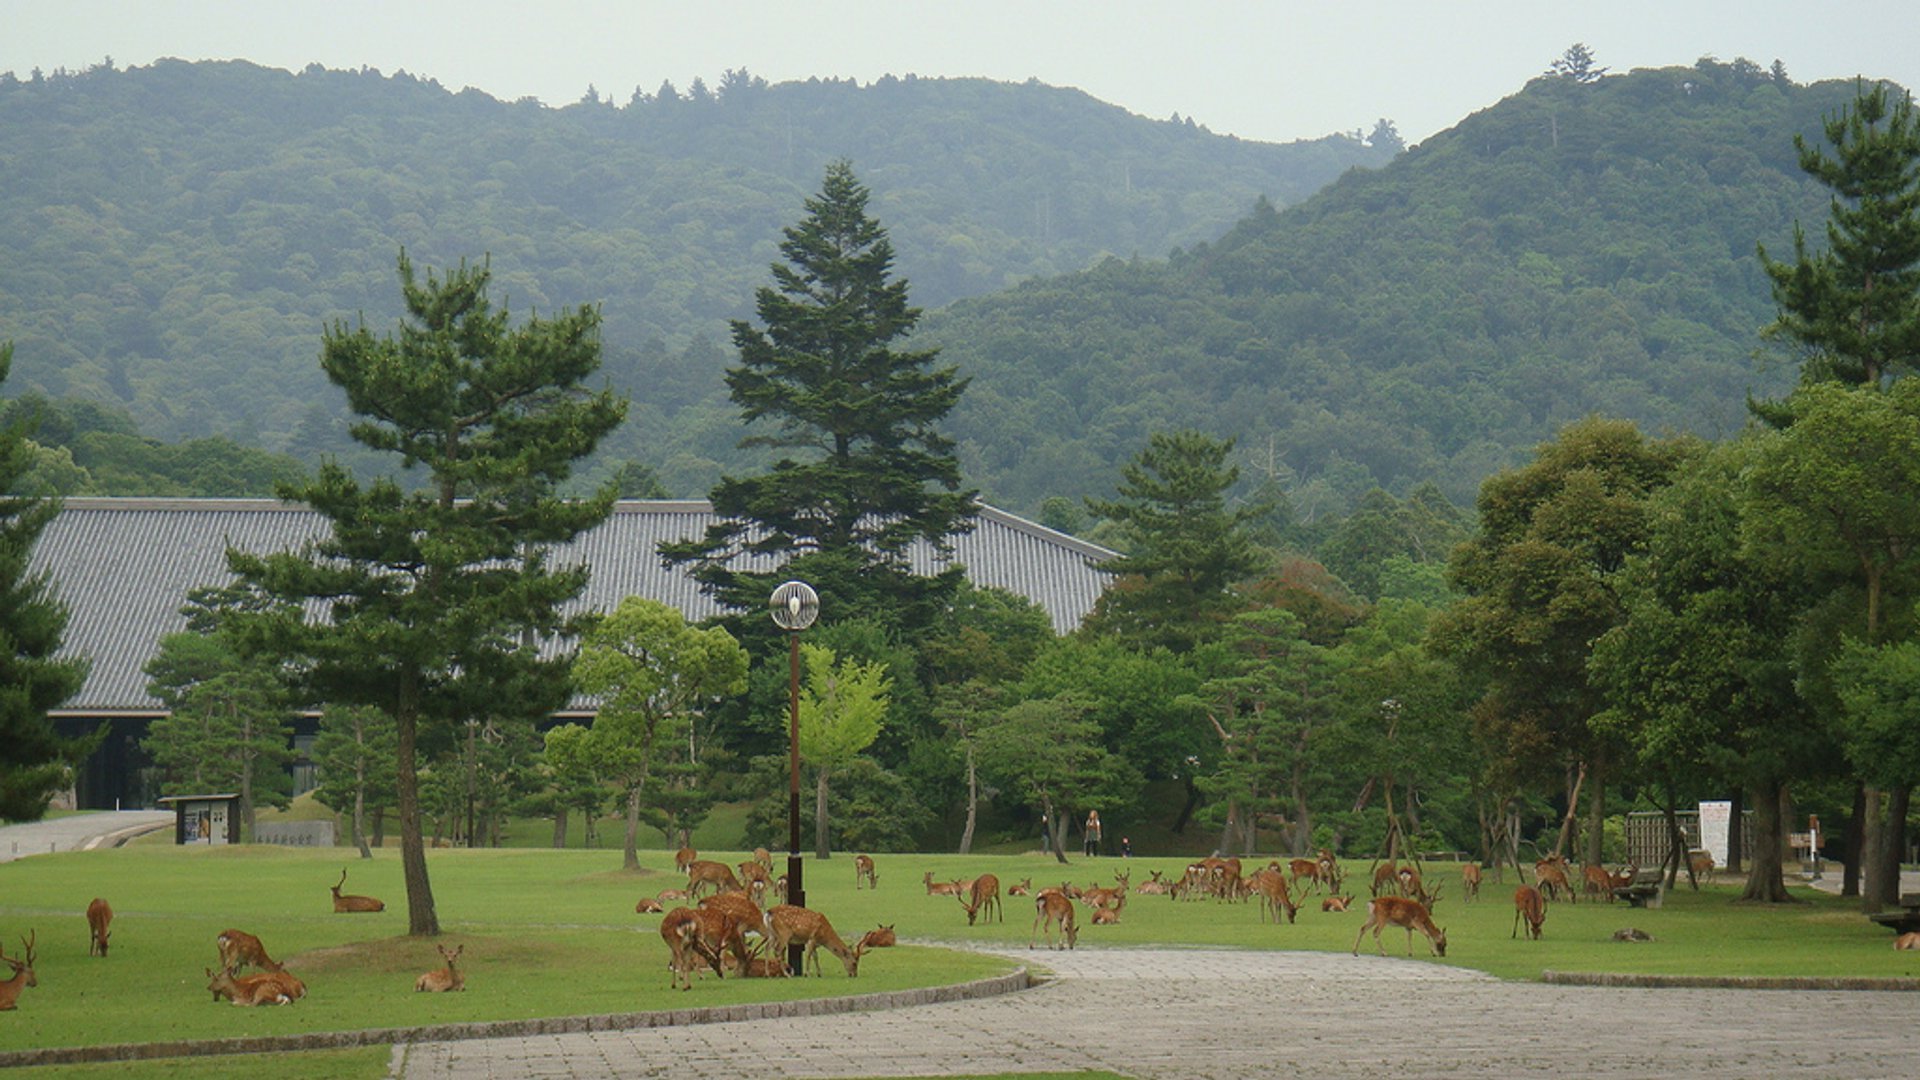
[216,929,285,976]
[674,846,698,873]
[1461,863,1482,902]
[686,859,743,900]
[1582,863,1615,902]
[657,888,690,904]
[660,906,723,991]
[1080,869,1129,910]
[1288,858,1324,896]
[737,859,772,899]
[415,944,466,992]
[1030,889,1078,950]
[1512,885,1546,940]
[1133,871,1171,897]
[635,896,664,914]
[923,871,967,897]
[1090,906,1121,925]
[855,924,896,957]
[1533,858,1574,904]
[960,872,1002,926]
[698,890,765,969]
[752,847,773,872]
[1321,894,1355,913]
[331,868,385,913]
[1688,850,1717,885]
[205,965,294,1006]
[1008,877,1034,897]
[1396,865,1423,899]
[1251,867,1297,924]
[86,897,112,957]
[855,854,878,889]
[1894,932,1920,950]
[764,904,859,977]
[0,933,36,1011]
[1370,860,1399,896]
[1352,896,1447,958]
[1317,850,1343,893]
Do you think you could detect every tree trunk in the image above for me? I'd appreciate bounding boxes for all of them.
[1216,798,1239,857]
[1044,799,1069,865]
[394,689,440,936]
[1291,767,1313,855]
[1726,786,1744,874]
[814,768,831,860]
[1583,756,1606,869]
[551,807,567,849]
[1171,776,1199,834]
[1738,776,1795,902]
[622,786,642,870]
[1554,760,1585,858]
[352,775,371,860]
[1870,785,1910,910]
[1843,781,1864,897]
[239,711,256,840]
[1861,785,1888,912]
[958,743,977,855]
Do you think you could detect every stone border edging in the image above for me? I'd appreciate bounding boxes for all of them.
[1542,970,1920,991]
[0,967,1032,1069]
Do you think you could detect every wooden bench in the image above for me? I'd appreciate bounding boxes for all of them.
[1613,867,1665,908]
[1867,893,1920,935]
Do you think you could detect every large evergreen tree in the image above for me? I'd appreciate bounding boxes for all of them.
[229,256,625,935]
[661,161,976,639]
[0,342,93,820]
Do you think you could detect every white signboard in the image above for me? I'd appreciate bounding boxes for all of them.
[1697,800,1731,866]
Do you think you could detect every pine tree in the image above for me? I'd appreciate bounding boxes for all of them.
[0,342,93,820]
[229,255,625,935]
[662,161,976,640]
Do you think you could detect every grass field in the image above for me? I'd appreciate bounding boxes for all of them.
[1,844,1915,1061]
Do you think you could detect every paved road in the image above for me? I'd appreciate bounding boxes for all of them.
[397,945,1918,1079]
[0,810,173,863]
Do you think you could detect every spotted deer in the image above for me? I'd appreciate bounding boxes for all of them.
[686,860,743,900]
[205,965,294,1006]
[216,929,285,976]
[765,905,859,977]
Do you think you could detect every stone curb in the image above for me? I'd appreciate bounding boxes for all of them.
[1541,970,1920,991]
[0,967,1032,1069]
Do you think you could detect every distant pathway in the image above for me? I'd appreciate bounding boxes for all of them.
[398,945,1918,1079]
[0,810,173,863]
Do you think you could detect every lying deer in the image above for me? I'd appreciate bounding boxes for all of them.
[216,929,285,976]
[856,924,896,956]
[636,897,664,914]
[1352,896,1448,958]
[960,873,1002,926]
[1321,895,1355,913]
[1007,877,1034,897]
[331,869,385,913]
[206,965,294,1006]
[764,904,859,977]
[1894,932,1920,950]
[0,933,36,1011]
[1090,906,1121,925]
[855,853,878,889]
[923,871,966,897]
[1030,889,1078,950]
[1132,871,1170,896]
[415,944,466,992]
[1513,885,1546,940]
[86,897,112,957]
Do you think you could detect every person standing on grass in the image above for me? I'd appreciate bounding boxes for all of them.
[1084,810,1102,857]
[1120,836,1131,858]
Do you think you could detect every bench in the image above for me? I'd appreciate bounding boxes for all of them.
[1612,867,1665,908]
[1867,893,1920,935]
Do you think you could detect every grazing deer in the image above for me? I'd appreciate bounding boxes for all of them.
[855,854,878,889]
[960,873,1002,926]
[86,897,112,957]
[698,890,765,969]
[1288,858,1323,896]
[0,933,37,1011]
[415,944,466,992]
[660,907,722,990]
[1251,868,1297,924]
[1894,932,1920,950]
[856,924,896,957]
[923,871,966,897]
[1008,877,1034,897]
[1461,863,1482,902]
[1370,860,1399,896]
[636,897,664,914]
[1321,894,1355,913]
[738,859,772,889]
[1352,896,1448,958]
[686,859,743,900]
[1030,889,1078,950]
[1533,858,1574,904]
[216,929,284,975]
[1582,864,1615,902]
[205,965,293,1006]
[752,847,773,872]
[331,868,385,913]
[1513,885,1546,940]
[765,904,859,977]
[674,846,698,873]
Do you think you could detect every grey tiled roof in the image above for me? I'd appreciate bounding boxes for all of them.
[32,498,1115,714]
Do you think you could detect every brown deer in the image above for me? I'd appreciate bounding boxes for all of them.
[635,897,664,914]
[1008,877,1034,897]
[1352,896,1448,957]
[1090,906,1121,925]
[86,897,112,957]
[331,868,385,913]
[205,965,293,1006]
[1461,863,1482,902]
[855,854,878,889]
[657,888,690,904]
[674,846,698,873]
[1132,871,1170,896]
[1080,869,1129,910]
[415,944,466,992]
[0,933,36,1011]
[922,870,966,897]
[960,872,1002,926]
[1321,894,1355,913]
[752,847,773,872]
[1370,860,1399,896]
[698,890,765,969]
[216,929,284,975]
[1894,931,1920,950]
[1318,850,1343,893]
[1582,863,1615,902]
[1512,885,1546,940]
[686,859,743,900]
[855,924,896,956]
[764,904,859,977]
[660,907,722,990]
[1288,858,1324,895]
[1534,858,1574,904]
[1251,867,1297,924]
[1030,889,1078,950]
[1396,865,1423,899]
[1688,850,1716,885]
[737,859,772,896]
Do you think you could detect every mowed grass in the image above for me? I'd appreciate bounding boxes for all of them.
[2,846,1916,1059]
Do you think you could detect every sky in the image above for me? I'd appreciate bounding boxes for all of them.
[3,1,1917,146]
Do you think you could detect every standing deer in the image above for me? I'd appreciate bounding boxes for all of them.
[752,847,773,872]
[1688,850,1716,885]
[1512,885,1546,940]
[698,891,765,969]
[660,907,722,991]
[674,846,698,873]
[0,933,36,1011]
[1533,858,1574,903]
[1582,863,1615,902]
[331,869,385,913]
[1030,889,1078,950]
[415,944,466,992]
[855,854,878,889]
[960,873,1002,926]
[86,897,112,957]
[686,859,743,900]
[216,929,284,975]
[1252,868,1297,924]
[1288,858,1324,896]
[1461,863,1482,902]
[1352,896,1448,957]
[764,905,859,976]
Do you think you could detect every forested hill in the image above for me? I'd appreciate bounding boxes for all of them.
[0,58,1392,461]
[926,60,1865,513]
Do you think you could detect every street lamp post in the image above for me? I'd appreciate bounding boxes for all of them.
[770,580,818,975]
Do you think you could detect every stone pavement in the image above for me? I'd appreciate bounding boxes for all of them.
[0,810,173,863]
[396,945,1919,1079]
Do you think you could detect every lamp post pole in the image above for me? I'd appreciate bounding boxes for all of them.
[770,581,818,976]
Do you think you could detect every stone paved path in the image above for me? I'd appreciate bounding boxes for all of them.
[397,945,1918,1079]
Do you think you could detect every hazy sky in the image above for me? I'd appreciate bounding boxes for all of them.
[4,1,1916,145]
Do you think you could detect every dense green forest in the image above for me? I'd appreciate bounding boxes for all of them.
[0,57,1391,495]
